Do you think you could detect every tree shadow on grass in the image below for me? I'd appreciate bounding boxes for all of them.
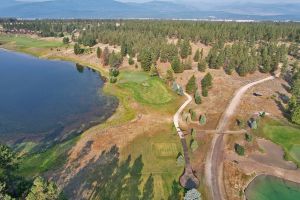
[168,180,182,200]
[63,145,154,200]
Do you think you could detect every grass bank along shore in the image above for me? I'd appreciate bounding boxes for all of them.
[0,33,186,199]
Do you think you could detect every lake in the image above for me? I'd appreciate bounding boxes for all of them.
[0,49,118,142]
[245,175,300,200]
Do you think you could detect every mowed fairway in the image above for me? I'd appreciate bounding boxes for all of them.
[0,34,63,48]
[121,124,184,199]
[256,119,300,165]
[117,71,175,106]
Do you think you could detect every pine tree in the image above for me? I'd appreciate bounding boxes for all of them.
[102,47,110,66]
[121,41,127,57]
[96,47,102,58]
[171,56,184,73]
[74,43,83,55]
[197,59,207,72]
[186,75,197,94]
[180,39,190,59]
[193,49,200,62]
[194,90,202,104]
[166,69,175,83]
[140,49,153,71]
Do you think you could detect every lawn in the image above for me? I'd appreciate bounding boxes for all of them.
[17,137,77,177]
[120,123,184,200]
[255,119,300,165]
[117,71,177,107]
[0,34,63,48]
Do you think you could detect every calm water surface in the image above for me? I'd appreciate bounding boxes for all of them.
[0,49,117,141]
[245,175,300,200]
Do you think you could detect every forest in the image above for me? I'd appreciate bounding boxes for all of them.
[2,19,300,123]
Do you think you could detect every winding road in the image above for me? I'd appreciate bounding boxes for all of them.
[206,75,276,200]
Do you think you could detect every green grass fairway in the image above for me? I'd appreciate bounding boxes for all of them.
[0,34,63,48]
[17,138,77,177]
[121,124,184,199]
[117,71,176,106]
[255,119,300,165]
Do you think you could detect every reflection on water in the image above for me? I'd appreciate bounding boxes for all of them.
[0,49,118,142]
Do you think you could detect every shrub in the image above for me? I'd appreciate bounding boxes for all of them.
[199,115,206,125]
[202,87,208,97]
[194,91,202,104]
[109,68,120,77]
[191,128,197,138]
[245,133,253,142]
[189,109,197,121]
[184,189,202,200]
[190,139,199,152]
[109,76,117,83]
[62,37,69,44]
[234,143,245,156]
[128,56,134,65]
[176,153,185,166]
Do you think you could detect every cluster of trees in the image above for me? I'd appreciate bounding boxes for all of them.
[206,42,288,76]
[3,20,300,46]
[0,144,63,200]
[3,19,299,77]
[288,61,300,124]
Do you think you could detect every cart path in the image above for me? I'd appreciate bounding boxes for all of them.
[206,75,275,200]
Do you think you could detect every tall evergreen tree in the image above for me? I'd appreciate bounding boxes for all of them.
[193,49,200,62]
[96,47,102,58]
[171,56,184,73]
[186,75,197,94]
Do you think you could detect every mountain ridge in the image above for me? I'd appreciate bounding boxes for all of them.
[0,0,299,20]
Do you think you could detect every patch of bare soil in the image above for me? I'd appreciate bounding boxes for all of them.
[228,77,290,130]
[175,67,269,130]
[250,139,297,170]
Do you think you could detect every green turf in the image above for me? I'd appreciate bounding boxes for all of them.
[255,119,300,165]
[121,124,184,199]
[17,138,77,177]
[0,34,63,48]
[117,71,175,106]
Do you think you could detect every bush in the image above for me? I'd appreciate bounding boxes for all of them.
[189,109,197,121]
[176,153,185,166]
[190,139,199,152]
[194,91,202,104]
[128,56,134,65]
[109,68,120,77]
[191,128,197,138]
[199,115,206,125]
[234,143,245,156]
[184,189,202,200]
[245,133,253,142]
[109,76,117,83]
[62,37,69,44]
[202,87,208,97]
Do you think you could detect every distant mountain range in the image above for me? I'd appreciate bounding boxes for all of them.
[0,0,299,20]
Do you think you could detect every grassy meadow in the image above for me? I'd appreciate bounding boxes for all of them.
[254,118,300,165]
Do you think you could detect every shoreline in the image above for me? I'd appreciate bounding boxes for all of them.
[243,173,300,200]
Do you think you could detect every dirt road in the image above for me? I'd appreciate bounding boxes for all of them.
[206,75,275,200]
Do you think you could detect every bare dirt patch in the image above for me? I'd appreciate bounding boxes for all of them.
[250,139,297,170]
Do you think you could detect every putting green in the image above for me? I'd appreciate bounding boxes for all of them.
[290,144,300,164]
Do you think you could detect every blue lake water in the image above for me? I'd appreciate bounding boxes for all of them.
[0,49,118,142]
